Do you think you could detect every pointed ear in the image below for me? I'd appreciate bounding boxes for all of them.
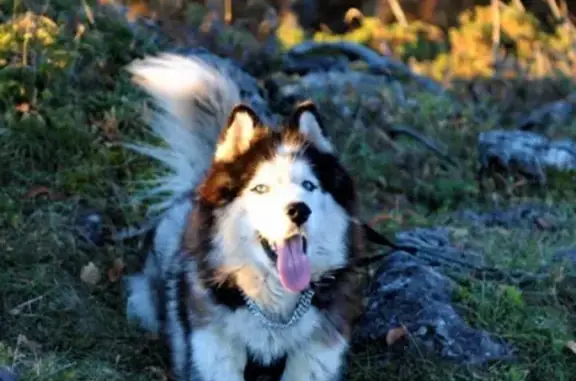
[287,101,333,153]
[214,104,264,162]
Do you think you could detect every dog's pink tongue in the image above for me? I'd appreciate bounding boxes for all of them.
[277,236,311,293]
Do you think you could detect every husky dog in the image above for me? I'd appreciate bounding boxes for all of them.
[123,53,366,381]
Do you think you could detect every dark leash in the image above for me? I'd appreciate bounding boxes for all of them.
[313,221,419,285]
[353,222,418,268]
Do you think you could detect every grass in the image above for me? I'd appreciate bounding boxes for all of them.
[1,1,575,381]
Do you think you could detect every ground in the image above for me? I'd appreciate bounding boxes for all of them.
[0,1,575,381]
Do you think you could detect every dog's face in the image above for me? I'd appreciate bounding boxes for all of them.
[198,102,356,294]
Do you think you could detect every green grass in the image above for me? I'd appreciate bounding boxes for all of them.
[1,1,575,381]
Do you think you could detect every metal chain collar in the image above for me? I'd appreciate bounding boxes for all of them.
[243,288,315,329]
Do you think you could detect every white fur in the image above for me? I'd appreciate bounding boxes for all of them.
[187,305,346,380]
[214,109,259,163]
[298,111,334,153]
[123,53,240,340]
[123,53,353,381]
[281,337,347,381]
[191,325,247,381]
[123,53,240,217]
[212,152,349,316]
[125,273,159,333]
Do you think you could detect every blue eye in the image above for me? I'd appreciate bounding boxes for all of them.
[302,180,317,192]
[251,184,270,194]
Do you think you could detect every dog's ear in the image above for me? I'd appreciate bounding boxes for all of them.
[287,101,333,153]
[214,104,264,162]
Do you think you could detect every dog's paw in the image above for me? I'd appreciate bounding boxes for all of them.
[124,273,160,334]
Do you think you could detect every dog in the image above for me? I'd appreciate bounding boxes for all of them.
[122,53,367,381]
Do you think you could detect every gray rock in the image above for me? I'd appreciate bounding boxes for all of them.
[354,228,515,365]
[477,130,576,184]
[455,203,559,230]
[551,248,576,268]
[517,94,576,131]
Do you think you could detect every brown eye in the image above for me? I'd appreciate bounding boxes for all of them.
[302,180,317,192]
[251,184,270,194]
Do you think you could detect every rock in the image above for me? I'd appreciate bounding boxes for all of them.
[354,227,515,365]
[517,93,576,131]
[455,203,560,230]
[275,70,394,121]
[551,248,576,269]
[281,54,350,75]
[477,130,576,184]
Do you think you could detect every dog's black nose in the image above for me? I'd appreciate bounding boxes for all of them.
[285,202,311,226]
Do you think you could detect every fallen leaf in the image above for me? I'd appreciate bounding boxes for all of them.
[107,258,125,283]
[21,186,51,199]
[386,326,407,346]
[15,103,30,113]
[566,340,576,355]
[80,262,101,285]
[21,186,66,201]
[534,217,555,231]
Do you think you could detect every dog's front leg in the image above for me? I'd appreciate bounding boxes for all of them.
[191,325,247,381]
[281,337,347,381]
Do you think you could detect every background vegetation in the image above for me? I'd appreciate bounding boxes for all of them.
[0,0,575,380]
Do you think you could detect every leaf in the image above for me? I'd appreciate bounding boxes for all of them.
[20,186,66,201]
[107,258,125,283]
[15,103,30,113]
[566,340,576,355]
[21,186,51,199]
[534,217,555,231]
[386,326,407,346]
[80,262,101,285]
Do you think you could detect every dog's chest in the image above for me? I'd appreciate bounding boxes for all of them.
[222,307,320,365]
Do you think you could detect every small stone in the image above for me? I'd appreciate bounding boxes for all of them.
[80,262,101,285]
[477,130,576,184]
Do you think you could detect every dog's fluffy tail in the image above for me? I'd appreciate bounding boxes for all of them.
[121,53,240,234]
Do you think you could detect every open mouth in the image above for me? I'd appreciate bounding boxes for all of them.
[257,232,311,293]
[258,233,308,262]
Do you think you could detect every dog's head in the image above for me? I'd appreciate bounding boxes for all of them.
[197,101,357,294]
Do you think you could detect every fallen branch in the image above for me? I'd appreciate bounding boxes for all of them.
[388,124,459,166]
[287,40,446,95]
